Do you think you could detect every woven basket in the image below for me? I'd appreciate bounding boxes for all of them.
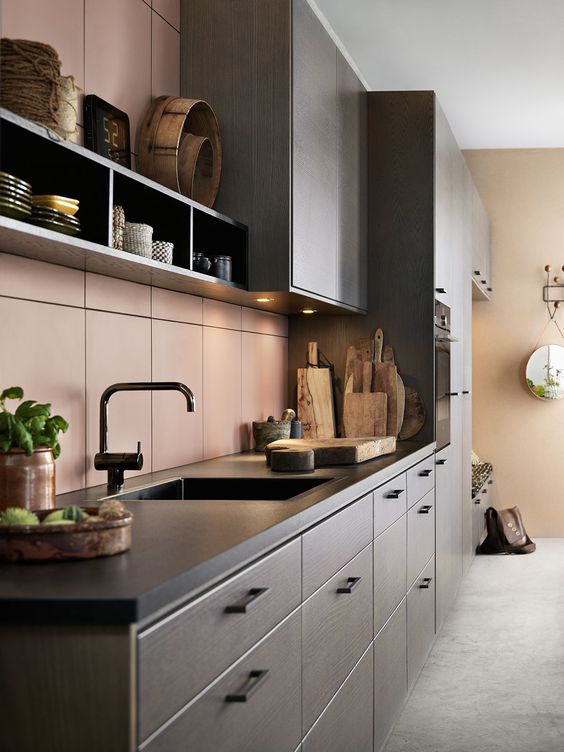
[55,75,81,142]
[124,222,152,258]
[152,240,174,264]
[112,205,125,250]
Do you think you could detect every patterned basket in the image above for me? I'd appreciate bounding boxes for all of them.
[112,205,125,250]
[124,222,152,258]
[152,240,174,264]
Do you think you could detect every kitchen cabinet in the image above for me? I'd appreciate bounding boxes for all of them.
[472,186,492,300]
[374,601,407,752]
[373,514,406,635]
[435,445,457,630]
[407,556,436,689]
[182,0,367,312]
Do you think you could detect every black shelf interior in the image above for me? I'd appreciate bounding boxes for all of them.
[0,119,110,246]
[192,207,247,286]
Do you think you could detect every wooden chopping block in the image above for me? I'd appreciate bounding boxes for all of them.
[383,343,406,436]
[265,437,397,466]
[399,387,426,440]
[342,364,387,438]
[297,342,336,439]
[372,329,398,436]
[270,448,315,472]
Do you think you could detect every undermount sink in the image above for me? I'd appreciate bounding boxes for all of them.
[110,476,333,502]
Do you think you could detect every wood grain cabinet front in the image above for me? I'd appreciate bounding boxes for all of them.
[373,472,407,538]
[374,514,407,635]
[407,488,436,588]
[302,644,373,752]
[137,538,301,742]
[143,611,302,752]
[374,599,407,752]
[407,556,436,689]
[302,544,373,734]
[406,456,435,509]
[302,492,373,599]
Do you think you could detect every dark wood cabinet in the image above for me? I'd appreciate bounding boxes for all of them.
[407,556,436,689]
[182,0,367,312]
[373,515,406,635]
[374,600,407,752]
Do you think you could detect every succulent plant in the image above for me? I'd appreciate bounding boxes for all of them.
[0,387,69,458]
[0,507,40,525]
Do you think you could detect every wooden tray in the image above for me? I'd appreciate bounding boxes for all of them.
[0,507,132,562]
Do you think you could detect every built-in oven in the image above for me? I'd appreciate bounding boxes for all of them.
[435,301,453,450]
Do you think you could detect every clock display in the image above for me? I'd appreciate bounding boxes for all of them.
[84,95,131,168]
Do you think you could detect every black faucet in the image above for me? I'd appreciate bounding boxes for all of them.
[94,382,196,492]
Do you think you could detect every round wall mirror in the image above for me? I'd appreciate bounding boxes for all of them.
[526,344,564,400]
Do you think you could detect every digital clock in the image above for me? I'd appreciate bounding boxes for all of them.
[84,95,131,168]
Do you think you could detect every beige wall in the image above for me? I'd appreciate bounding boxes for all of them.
[464,148,564,537]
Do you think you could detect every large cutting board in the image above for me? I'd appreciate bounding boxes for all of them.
[265,437,396,466]
[297,342,336,439]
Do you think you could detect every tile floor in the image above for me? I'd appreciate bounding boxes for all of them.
[385,540,564,752]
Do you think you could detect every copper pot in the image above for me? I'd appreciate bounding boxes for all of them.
[0,447,55,511]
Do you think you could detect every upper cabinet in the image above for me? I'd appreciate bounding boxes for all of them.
[182,0,367,313]
[471,187,492,300]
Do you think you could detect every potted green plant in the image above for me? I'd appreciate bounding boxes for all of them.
[0,387,69,511]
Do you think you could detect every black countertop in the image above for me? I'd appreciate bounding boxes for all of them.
[0,441,435,626]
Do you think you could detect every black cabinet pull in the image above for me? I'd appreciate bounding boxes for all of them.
[436,458,447,465]
[337,576,362,594]
[473,270,481,275]
[225,587,270,613]
[385,489,405,499]
[474,500,481,505]
[482,489,488,494]
[225,669,270,702]
[487,287,492,292]
[447,392,459,396]
[419,577,433,589]
[488,479,493,485]
[436,287,447,294]
[462,390,470,395]
[418,504,433,514]
[418,469,433,477]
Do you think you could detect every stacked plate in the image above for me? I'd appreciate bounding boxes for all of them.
[0,171,32,220]
[30,195,80,236]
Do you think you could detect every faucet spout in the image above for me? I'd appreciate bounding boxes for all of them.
[95,381,196,491]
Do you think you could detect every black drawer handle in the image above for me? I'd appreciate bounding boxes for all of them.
[436,458,447,465]
[482,489,488,494]
[474,500,481,505]
[418,504,433,514]
[418,469,433,477]
[225,669,270,702]
[337,576,362,594]
[225,587,270,614]
[487,287,492,292]
[474,270,481,276]
[447,392,459,396]
[419,577,433,589]
[481,279,487,284]
[488,479,493,485]
[385,489,405,499]
[462,390,470,395]
[436,287,447,294]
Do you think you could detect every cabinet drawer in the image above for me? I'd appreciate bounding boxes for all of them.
[374,600,407,752]
[302,492,373,599]
[302,544,373,733]
[374,514,406,635]
[407,556,435,689]
[138,538,301,741]
[407,488,435,588]
[406,455,435,508]
[303,644,373,752]
[374,473,407,538]
[143,611,302,752]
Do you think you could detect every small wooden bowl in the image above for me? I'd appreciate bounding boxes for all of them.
[0,507,132,562]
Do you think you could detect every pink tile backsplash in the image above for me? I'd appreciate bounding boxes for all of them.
[242,307,289,337]
[242,333,289,450]
[0,297,86,494]
[152,287,203,324]
[85,0,152,152]
[151,11,180,99]
[203,327,243,459]
[85,310,152,488]
[86,274,151,317]
[202,299,243,330]
[152,0,180,31]
[0,254,85,308]
[152,320,203,470]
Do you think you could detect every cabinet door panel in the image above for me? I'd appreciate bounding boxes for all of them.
[292,0,337,300]
[406,455,435,508]
[435,445,453,630]
[302,645,373,752]
[336,50,367,310]
[302,544,373,733]
[374,472,407,538]
[374,514,406,635]
[407,489,435,588]
[144,612,302,752]
[407,556,435,689]
[374,600,407,752]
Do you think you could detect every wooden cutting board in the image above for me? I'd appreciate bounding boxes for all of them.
[297,342,336,439]
[399,387,426,440]
[343,360,387,438]
[265,437,397,466]
[372,329,398,436]
[383,344,406,435]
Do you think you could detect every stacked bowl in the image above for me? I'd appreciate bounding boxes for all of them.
[0,171,32,220]
[30,195,81,236]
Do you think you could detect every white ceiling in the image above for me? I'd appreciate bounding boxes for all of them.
[313,0,564,149]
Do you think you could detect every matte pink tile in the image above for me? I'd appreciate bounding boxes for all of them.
[203,327,242,459]
[0,298,86,494]
[151,11,180,98]
[202,299,242,330]
[152,0,180,31]
[0,253,84,307]
[85,0,151,152]
[242,333,289,450]
[152,320,203,470]
[152,287,202,324]
[85,311,152,487]
[1,0,85,90]
[242,307,289,337]
[86,273,151,317]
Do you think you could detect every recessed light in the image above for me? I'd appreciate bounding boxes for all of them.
[255,297,274,302]
[302,308,317,315]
